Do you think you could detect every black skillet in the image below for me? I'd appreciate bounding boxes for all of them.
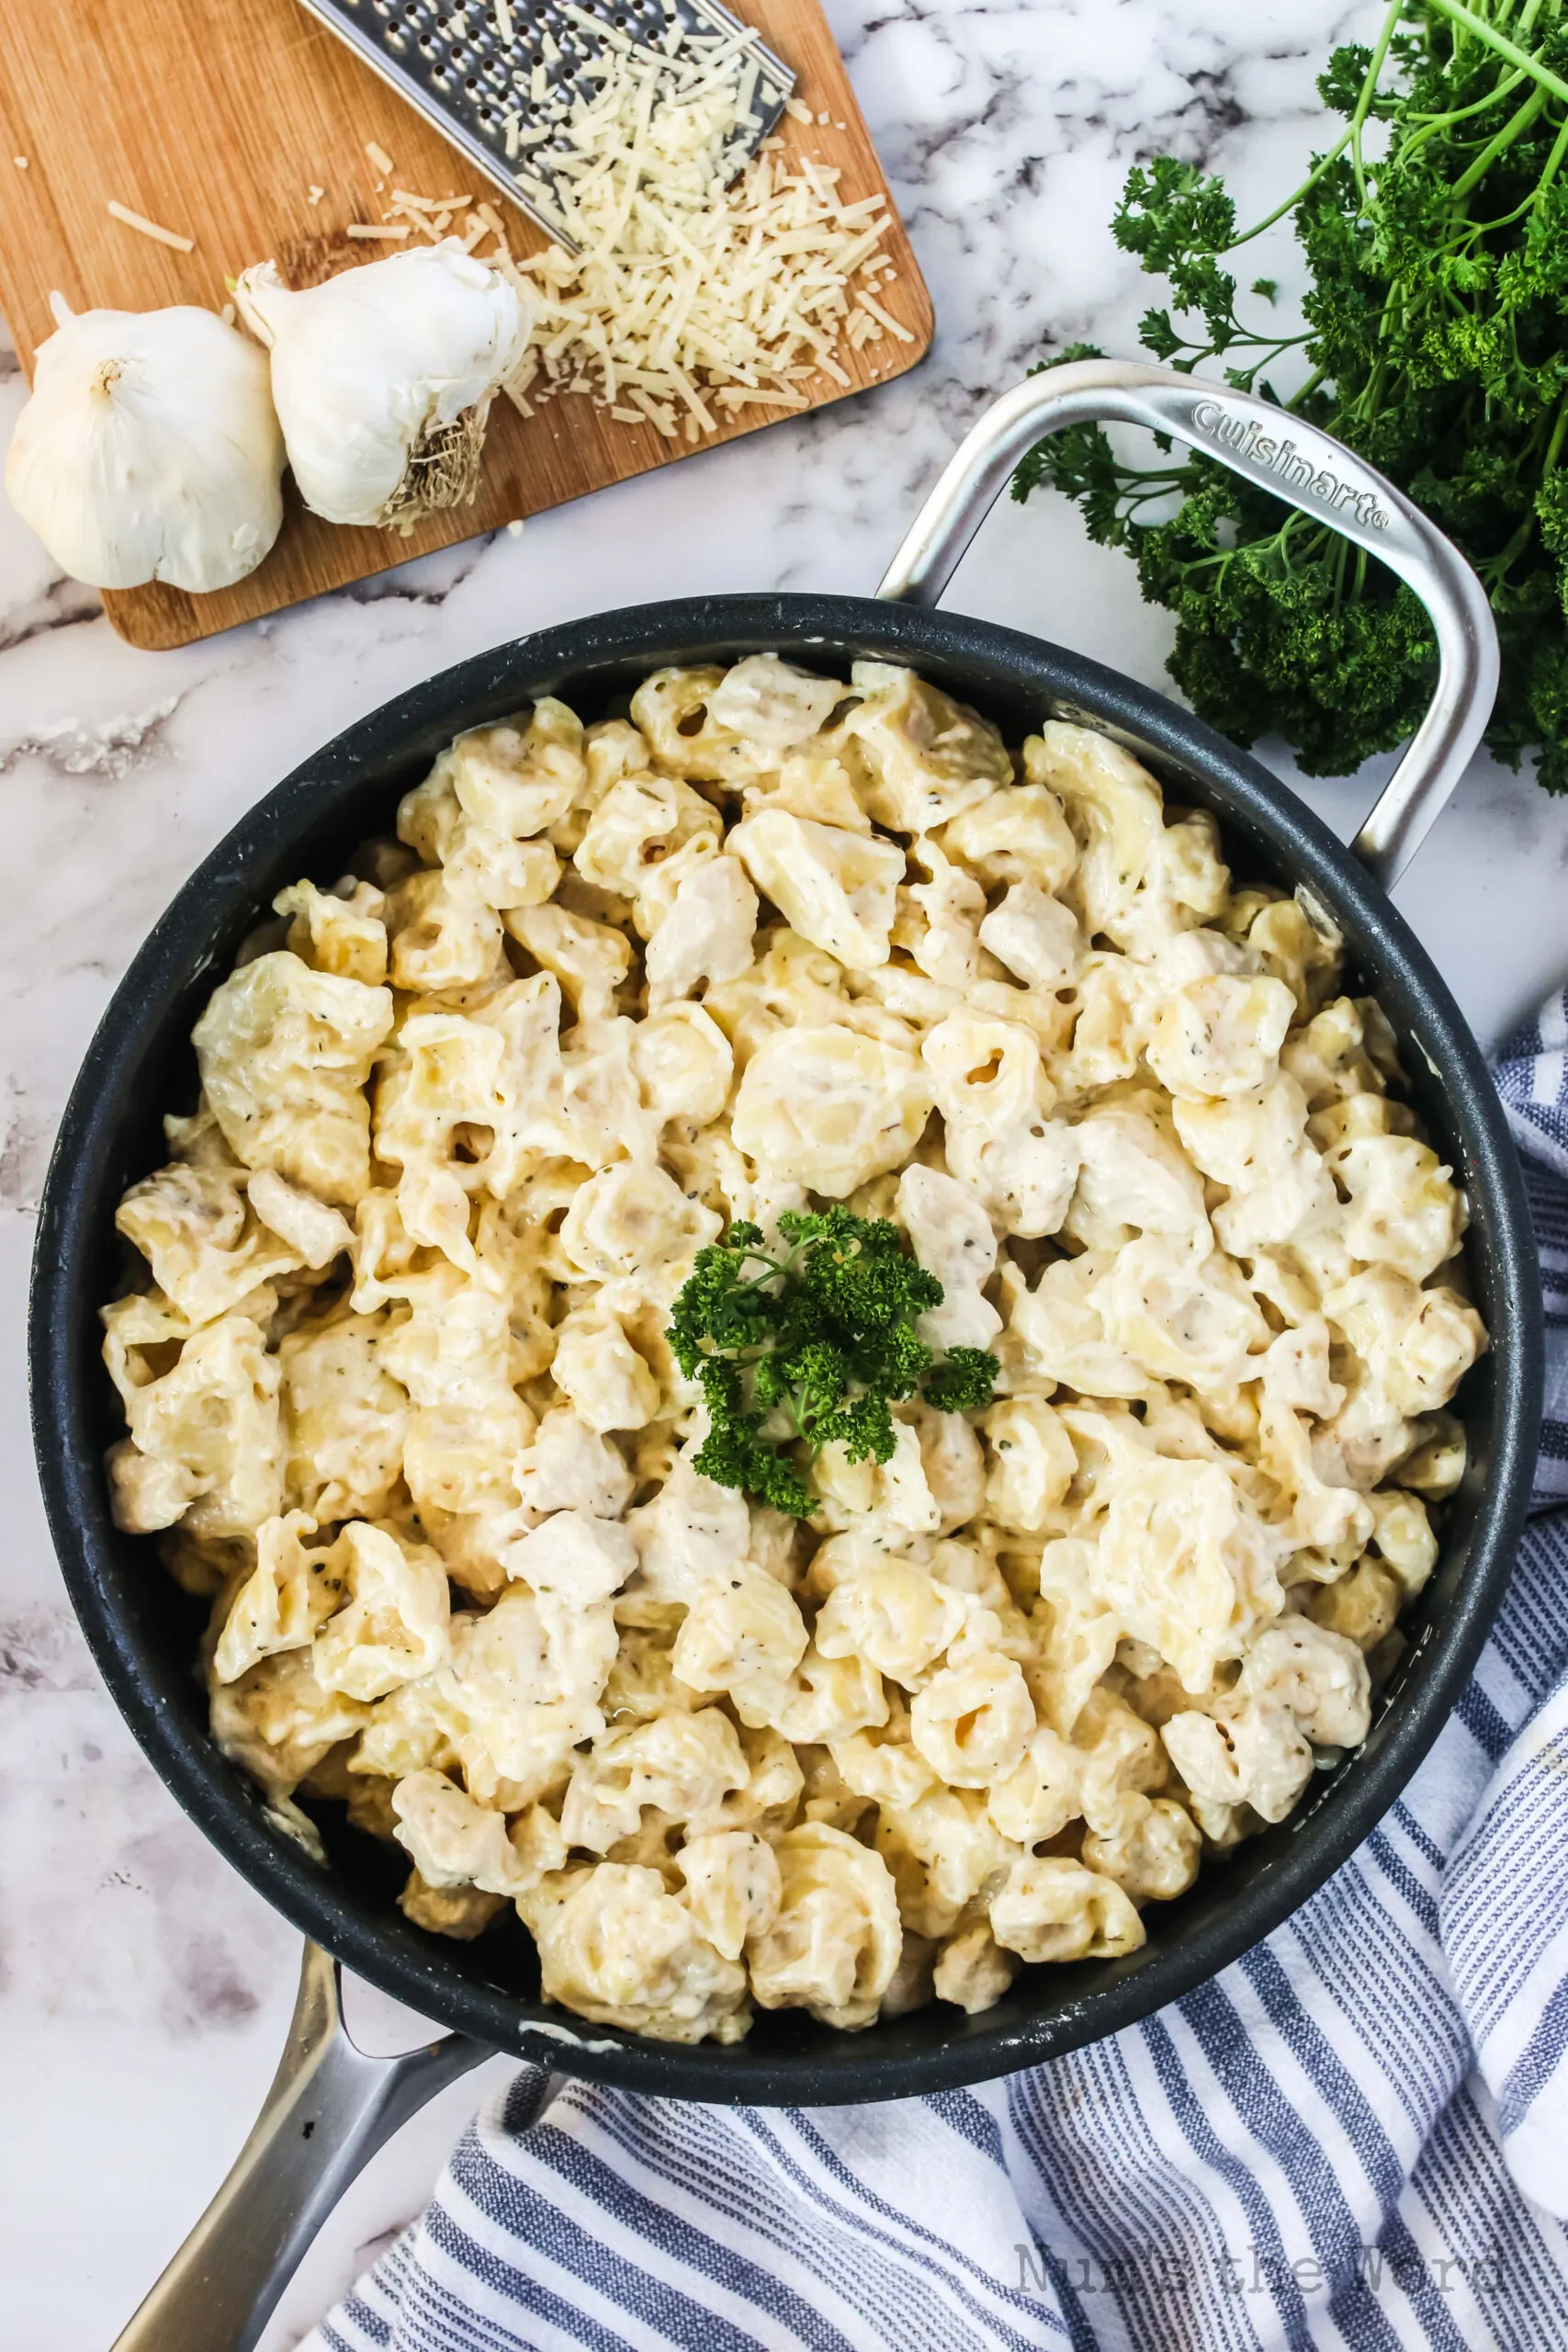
[29,362,1541,2350]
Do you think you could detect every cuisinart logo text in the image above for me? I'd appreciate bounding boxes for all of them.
[1190,400,1391,529]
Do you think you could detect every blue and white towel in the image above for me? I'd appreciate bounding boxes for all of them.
[1495,986,1568,1513]
[310,992,1568,2352]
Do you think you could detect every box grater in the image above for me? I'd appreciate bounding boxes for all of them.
[293,0,795,250]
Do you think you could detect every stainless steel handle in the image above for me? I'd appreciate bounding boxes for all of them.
[110,1943,547,2352]
[876,358,1500,888]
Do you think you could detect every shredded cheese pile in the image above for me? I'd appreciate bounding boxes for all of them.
[366,22,907,443]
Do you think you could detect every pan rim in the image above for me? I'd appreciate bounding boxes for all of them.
[28,591,1543,2105]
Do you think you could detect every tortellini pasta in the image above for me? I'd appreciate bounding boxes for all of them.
[747,1822,903,2029]
[193,951,393,1204]
[731,1024,933,1198]
[989,1855,1145,1963]
[102,660,1483,2045]
[728,810,904,970]
[391,1767,566,1899]
[520,1862,750,2042]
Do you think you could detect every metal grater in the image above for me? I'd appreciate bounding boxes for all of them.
[293,0,796,251]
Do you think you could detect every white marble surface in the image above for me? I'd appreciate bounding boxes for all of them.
[4,1,1567,2345]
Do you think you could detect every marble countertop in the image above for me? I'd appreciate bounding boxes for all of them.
[4,0,1566,2344]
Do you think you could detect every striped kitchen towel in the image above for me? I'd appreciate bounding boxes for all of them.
[309,991,1568,2352]
[1495,984,1568,1511]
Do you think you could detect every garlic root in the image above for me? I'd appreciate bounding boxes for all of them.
[381,404,489,533]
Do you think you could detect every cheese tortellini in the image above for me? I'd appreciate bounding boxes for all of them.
[102,659,1483,2045]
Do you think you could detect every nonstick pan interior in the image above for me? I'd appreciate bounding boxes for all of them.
[29,593,1541,2105]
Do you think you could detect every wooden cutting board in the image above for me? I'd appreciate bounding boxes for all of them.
[0,0,932,650]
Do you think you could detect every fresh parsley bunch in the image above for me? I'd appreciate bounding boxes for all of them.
[665,1207,999,1517]
[1015,0,1568,791]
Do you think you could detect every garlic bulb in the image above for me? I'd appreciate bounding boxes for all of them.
[233,243,530,530]
[4,295,285,594]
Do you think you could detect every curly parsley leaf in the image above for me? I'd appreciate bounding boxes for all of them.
[920,1348,1002,1415]
[666,1208,1000,1515]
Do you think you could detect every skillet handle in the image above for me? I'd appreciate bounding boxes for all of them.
[876,357,1501,888]
[110,1942,547,2352]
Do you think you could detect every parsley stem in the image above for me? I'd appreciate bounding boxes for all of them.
[1230,0,1404,243]
[1451,77,1550,195]
[1544,391,1568,475]
[1423,0,1568,110]
[1534,108,1568,194]
[1285,365,1330,413]
[1402,68,1529,151]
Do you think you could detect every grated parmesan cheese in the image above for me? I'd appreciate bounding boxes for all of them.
[107,199,194,253]
[365,140,395,175]
[346,221,410,240]
[501,34,894,434]
[855,287,913,343]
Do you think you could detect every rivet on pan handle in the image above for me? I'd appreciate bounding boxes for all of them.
[876,358,1501,889]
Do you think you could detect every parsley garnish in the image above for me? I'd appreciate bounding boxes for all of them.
[1014,2,1568,793]
[665,1208,999,1516]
